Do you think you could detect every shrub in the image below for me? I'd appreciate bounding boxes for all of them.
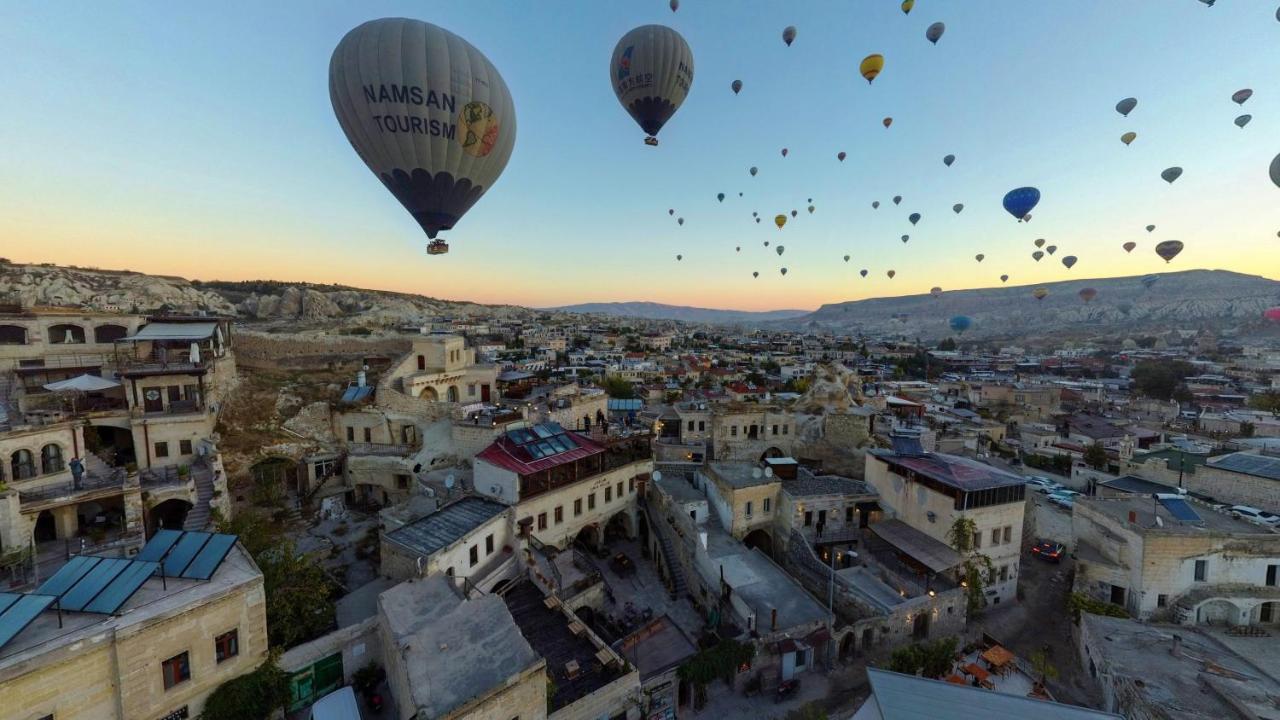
[199,657,289,720]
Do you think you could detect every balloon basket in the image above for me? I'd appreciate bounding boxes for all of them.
[644,136,659,146]
[426,240,450,255]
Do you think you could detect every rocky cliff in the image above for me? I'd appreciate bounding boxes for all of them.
[0,262,234,313]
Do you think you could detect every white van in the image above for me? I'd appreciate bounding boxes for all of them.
[309,686,360,720]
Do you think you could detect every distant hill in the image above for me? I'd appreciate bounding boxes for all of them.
[784,269,1280,341]
[548,301,810,324]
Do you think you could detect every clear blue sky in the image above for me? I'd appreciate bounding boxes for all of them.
[1,1,1277,310]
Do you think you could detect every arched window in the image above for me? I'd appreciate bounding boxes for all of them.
[94,324,129,343]
[0,325,26,345]
[11,450,35,480]
[446,386,459,403]
[48,324,86,344]
[41,444,64,474]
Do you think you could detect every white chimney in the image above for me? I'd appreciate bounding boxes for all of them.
[357,371,367,388]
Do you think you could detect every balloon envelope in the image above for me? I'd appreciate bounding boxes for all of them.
[843,255,850,262]
[1003,187,1040,220]
[872,201,880,209]
[1046,245,1057,255]
[953,203,964,213]
[776,246,785,256]
[717,193,725,202]
[902,0,914,13]
[860,269,868,277]
[943,154,955,167]
[1116,97,1137,116]
[930,287,942,298]
[1232,88,1253,105]
[750,166,758,176]
[901,235,910,243]
[731,79,742,94]
[1034,238,1046,248]
[861,54,885,83]
[775,214,786,229]
[838,151,847,161]
[1062,255,1077,269]
[753,271,759,278]
[1121,131,1137,146]
[329,18,517,243]
[1161,167,1183,184]
[1271,153,1280,189]
[1146,225,1155,232]
[1079,287,1097,302]
[893,195,902,205]
[883,117,893,128]
[887,270,896,279]
[611,25,694,144]
[781,148,788,157]
[780,267,788,275]
[783,26,797,46]
[975,254,984,262]
[949,315,972,334]
[677,217,683,225]
[670,0,678,10]
[1000,274,1009,282]
[1235,114,1251,128]
[926,22,945,44]
[1032,251,1044,261]
[909,212,921,225]
[1033,288,1048,301]
[1123,241,1136,253]
[1154,240,1184,263]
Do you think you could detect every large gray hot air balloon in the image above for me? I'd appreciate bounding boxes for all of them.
[329,18,517,255]
[783,26,797,46]
[1161,166,1183,184]
[943,154,955,167]
[1061,255,1077,269]
[1032,251,1044,262]
[1116,97,1137,116]
[1235,114,1252,129]
[776,246,785,256]
[1271,152,1280,189]
[611,25,694,146]
[953,203,964,214]
[750,166,758,176]
[926,22,945,44]
[1154,240,1184,263]
[1232,88,1253,105]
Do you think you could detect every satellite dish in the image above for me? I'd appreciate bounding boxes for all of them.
[652,470,663,482]
[764,467,774,478]
[445,474,456,489]
[752,468,763,479]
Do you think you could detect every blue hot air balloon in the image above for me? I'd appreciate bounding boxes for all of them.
[1002,187,1040,221]
[949,315,972,334]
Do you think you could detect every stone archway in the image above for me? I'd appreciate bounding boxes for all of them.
[150,498,193,534]
[419,386,439,402]
[743,528,774,557]
[1195,598,1241,626]
[34,510,56,542]
[760,447,785,462]
[604,510,634,542]
[576,524,600,552]
[839,632,857,663]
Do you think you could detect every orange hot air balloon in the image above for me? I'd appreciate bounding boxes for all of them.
[860,54,885,83]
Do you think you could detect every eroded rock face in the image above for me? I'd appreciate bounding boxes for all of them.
[0,263,233,314]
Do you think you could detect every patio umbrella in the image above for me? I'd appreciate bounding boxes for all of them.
[42,374,121,392]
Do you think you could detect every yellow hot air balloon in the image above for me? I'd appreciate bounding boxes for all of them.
[901,0,914,14]
[1121,131,1137,146]
[775,214,787,230]
[860,54,884,84]
[1032,288,1049,302]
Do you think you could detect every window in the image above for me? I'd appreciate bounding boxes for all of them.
[162,651,191,689]
[628,478,635,493]
[1157,594,1168,608]
[687,420,694,432]
[469,545,479,567]
[772,424,779,436]
[574,498,583,517]
[1194,559,1207,582]
[804,511,813,527]
[155,442,169,458]
[486,534,495,554]
[972,532,981,549]
[991,529,1001,546]
[588,493,596,510]
[537,513,548,531]
[698,421,705,432]
[396,474,410,490]
[314,458,336,477]
[554,506,564,525]
[731,426,738,436]
[468,384,476,397]
[782,425,788,435]
[605,486,612,503]
[40,444,64,474]
[998,565,1009,582]
[363,428,372,443]
[616,481,623,498]
[179,439,193,455]
[745,501,753,517]
[1003,526,1012,544]
[1267,565,1278,587]
[763,498,772,513]
[845,507,854,523]
[215,629,239,663]
[346,427,354,442]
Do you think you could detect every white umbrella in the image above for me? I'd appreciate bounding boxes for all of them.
[43,374,121,392]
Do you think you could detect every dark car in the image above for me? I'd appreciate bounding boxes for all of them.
[1031,540,1065,563]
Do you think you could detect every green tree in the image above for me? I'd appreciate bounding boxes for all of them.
[885,637,959,679]
[1240,421,1255,438]
[1130,359,1195,401]
[1029,649,1059,687]
[199,656,290,720]
[1083,442,1108,470]
[938,337,957,351]
[600,375,635,399]
[1249,391,1280,415]
[948,517,994,614]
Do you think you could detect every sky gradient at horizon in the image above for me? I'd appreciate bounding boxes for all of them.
[2,2,1278,311]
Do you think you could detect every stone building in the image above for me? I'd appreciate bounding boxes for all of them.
[1122,449,1280,512]
[386,334,498,404]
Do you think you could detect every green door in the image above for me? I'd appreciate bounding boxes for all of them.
[287,653,344,712]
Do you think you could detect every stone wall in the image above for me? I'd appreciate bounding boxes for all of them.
[232,331,409,369]
[1123,455,1279,511]
[279,616,381,686]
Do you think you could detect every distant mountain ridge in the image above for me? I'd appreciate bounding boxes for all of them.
[547,301,810,324]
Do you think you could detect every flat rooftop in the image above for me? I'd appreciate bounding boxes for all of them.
[383,496,507,557]
[869,450,1026,492]
[655,474,707,506]
[612,615,697,680]
[1081,614,1280,720]
[0,544,259,671]
[783,471,875,499]
[379,576,542,719]
[702,527,829,632]
[860,668,1122,720]
[706,462,779,490]
[1076,496,1271,535]
[1206,450,1280,482]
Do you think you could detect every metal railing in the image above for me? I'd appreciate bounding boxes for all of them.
[18,468,128,504]
[346,441,418,457]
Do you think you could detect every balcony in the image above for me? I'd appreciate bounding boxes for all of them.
[18,468,129,509]
[347,441,419,457]
[134,399,205,418]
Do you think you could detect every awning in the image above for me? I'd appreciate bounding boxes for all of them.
[123,322,218,342]
[43,374,121,392]
[869,519,963,574]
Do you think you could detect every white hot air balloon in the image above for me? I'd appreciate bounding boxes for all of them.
[611,25,695,146]
[329,18,517,255]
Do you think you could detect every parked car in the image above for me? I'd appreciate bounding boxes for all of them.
[1227,506,1280,528]
[1031,540,1065,562]
[1053,489,1081,498]
[1026,476,1063,494]
[1047,492,1075,510]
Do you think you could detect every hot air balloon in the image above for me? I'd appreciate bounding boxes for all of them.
[883,117,893,128]
[329,18,517,254]
[776,246,785,256]
[807,198,813,203]
[893,195,902,205]
[750,166,758,176]
[1121,131,1137,146]
[1264,307,1280,322]
[930,287,943,298]
[1003,187,1040,221]
[780,267,788,276]
[1032,251,1044,262]
[611,26,694,146]
[1033,288,1048,302]
[781,148,788,158]
[1146,225,1155,232]
[1079,287,1097,303]
[887,270,896,279]
[1061,255,1077,269]
[860,54,885,83]
[1046,245,1057,255]
[753,271,759,278]
[783,26,797,46]
[943,154,955,167]
[1116,97,1137,116]
[731,79,742,95]
[1154,240,1184,263]
[838,151,847,161]
[909,212,921,225]
[975,254,985,262]
[872,201,880,209]
[764,241,769,246]
[1000,274,1009,283]
[1235,114,1252,129]
[790,209,798,218]
[775,214,786,229]
[1232,88,1253,105]
[1161,167,1183,184]
[901,235,910,243]
[670,0,678,10]
[676,254,682,261]
[1123,241,1137,253]
[926,22,945,44]
[677,217,684,226]
[860,269,869,277]
[717,192,725,202]
[1034,238,1046,248]
[669,209,675,215]
[1141,274,1159,290]
[843,255,850,262]
[1272,153,1280,188]
[736,246,740,252]
[953,203,964,214]
[738,192,742,196]
[756,218,761,224]
[902,0,914,14]
[949,315,972,334]
[808,205,815,214]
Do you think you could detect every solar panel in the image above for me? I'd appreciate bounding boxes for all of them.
[0,594,55,650]
[0,593,20,615]
[60,557,131,612]
[36,555,103,597]
[536,441,557,457]
[84,560,159,614]
[1158,496,1202,523]
[526,442,547,459]
[163,531,212,577]
[137,528,183,563]
[180,534,237,580]
[532,423,554,439]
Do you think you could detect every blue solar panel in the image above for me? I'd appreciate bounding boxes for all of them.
[180,534,237,580]
[36,555,102,597]
[60,557,131,612]
[163,531,212,577]
[532,423,554,439]
[0,594,55,650]
[84,560,159,614]
[0,593,20,615]
[137,528,183,563]
[1158,496,1202,523]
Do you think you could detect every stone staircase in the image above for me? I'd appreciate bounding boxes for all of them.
[642,497,688,598]
[183,464,216,531]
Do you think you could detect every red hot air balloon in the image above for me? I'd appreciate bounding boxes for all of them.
[1264,307,1280,322]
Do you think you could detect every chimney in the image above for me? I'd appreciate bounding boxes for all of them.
[771,608,778,632]
[1170,634,1182,658]
[357,370,367,388]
